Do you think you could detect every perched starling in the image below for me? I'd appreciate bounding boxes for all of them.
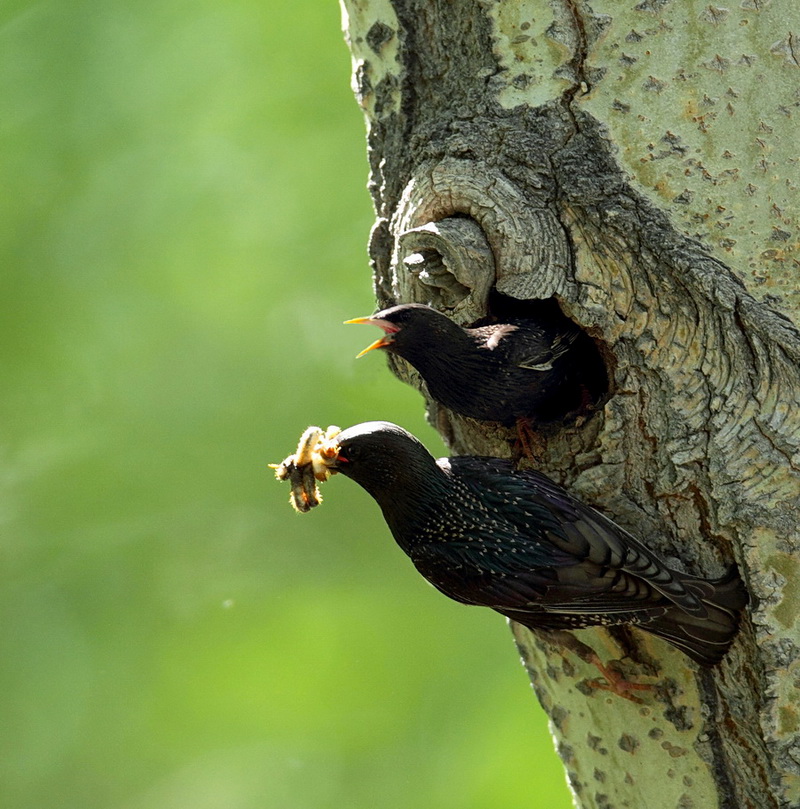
[290,421,747,667]
[345,303,604,428]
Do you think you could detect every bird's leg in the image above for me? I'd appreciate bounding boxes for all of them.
[578,382,595,413]
[546,631,655,703]
[514,418,544,464]
[582,654,656,703]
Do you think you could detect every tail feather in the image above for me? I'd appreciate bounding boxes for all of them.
[639,565,748,666]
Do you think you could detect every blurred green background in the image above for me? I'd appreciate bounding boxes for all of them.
[0,1,571,807]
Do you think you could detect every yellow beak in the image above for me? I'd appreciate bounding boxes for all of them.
[344,316,393,358]
[354,337,392,358]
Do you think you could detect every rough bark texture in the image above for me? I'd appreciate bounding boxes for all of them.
[340,2,800,807]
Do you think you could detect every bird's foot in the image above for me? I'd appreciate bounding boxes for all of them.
[513,419,544,464]
[583,654,656,703]
[546,630,655,703]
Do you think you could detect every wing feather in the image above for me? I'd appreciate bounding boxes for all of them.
[444,457,708,617]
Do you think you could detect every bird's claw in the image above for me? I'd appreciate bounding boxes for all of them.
[514,418,544,464]
[582,654,655,703]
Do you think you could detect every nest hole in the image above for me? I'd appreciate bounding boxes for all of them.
[482,290,612,426]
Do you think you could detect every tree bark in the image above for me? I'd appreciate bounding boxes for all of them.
[340,2,800,807]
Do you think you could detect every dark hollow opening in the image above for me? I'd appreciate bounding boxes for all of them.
[479,290,611,427]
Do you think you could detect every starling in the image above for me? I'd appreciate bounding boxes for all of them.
[293,420,747,668]
[345,303,605,428]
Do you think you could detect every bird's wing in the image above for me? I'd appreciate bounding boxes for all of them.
[409,532,679,619]
[445,457,708,617]
[408,537,561,609]
[514,328,579,371]
[473,322,573,372]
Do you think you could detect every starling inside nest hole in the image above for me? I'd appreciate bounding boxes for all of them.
[346,295,610,447]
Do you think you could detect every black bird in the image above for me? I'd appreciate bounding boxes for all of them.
[345,303,605,428]
[319,421,747,669]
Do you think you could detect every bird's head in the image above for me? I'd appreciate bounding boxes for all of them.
[319,420,443,501]
[345,303,461,359]
[273,421,446,513]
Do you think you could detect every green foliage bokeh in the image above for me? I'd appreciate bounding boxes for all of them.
[0,2,571,807]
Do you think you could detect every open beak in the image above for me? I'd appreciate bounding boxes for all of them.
[344,316,398,358]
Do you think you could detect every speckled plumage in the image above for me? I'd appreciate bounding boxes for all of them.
[348,303,604,426]
[328,421,747,666]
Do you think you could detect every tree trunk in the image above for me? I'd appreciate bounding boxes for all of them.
[340,2,800,807]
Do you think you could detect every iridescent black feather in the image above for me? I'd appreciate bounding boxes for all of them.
[353,303,606,426]
[330,421,747,666]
